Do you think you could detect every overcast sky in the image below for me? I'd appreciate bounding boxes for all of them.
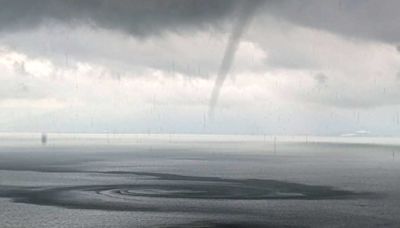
[1,0,400,136]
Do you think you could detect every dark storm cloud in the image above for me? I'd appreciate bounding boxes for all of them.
[1,0,400,43]
[0,0,243,37]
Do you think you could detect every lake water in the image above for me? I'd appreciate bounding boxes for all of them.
[0,134,400,227]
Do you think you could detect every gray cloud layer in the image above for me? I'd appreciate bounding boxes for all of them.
[0,0,243,37]
[266,0,400,43]
[1,0,400,44]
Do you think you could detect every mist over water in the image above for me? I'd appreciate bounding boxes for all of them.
[0,134,400,227]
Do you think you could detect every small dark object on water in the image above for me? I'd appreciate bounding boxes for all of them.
[41,133,47,145]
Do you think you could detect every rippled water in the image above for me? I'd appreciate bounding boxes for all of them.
[0,134,400,227]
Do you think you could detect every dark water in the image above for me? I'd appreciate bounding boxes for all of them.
[0,134,399,227]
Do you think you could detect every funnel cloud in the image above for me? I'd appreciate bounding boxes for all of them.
[208,0,263,118]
